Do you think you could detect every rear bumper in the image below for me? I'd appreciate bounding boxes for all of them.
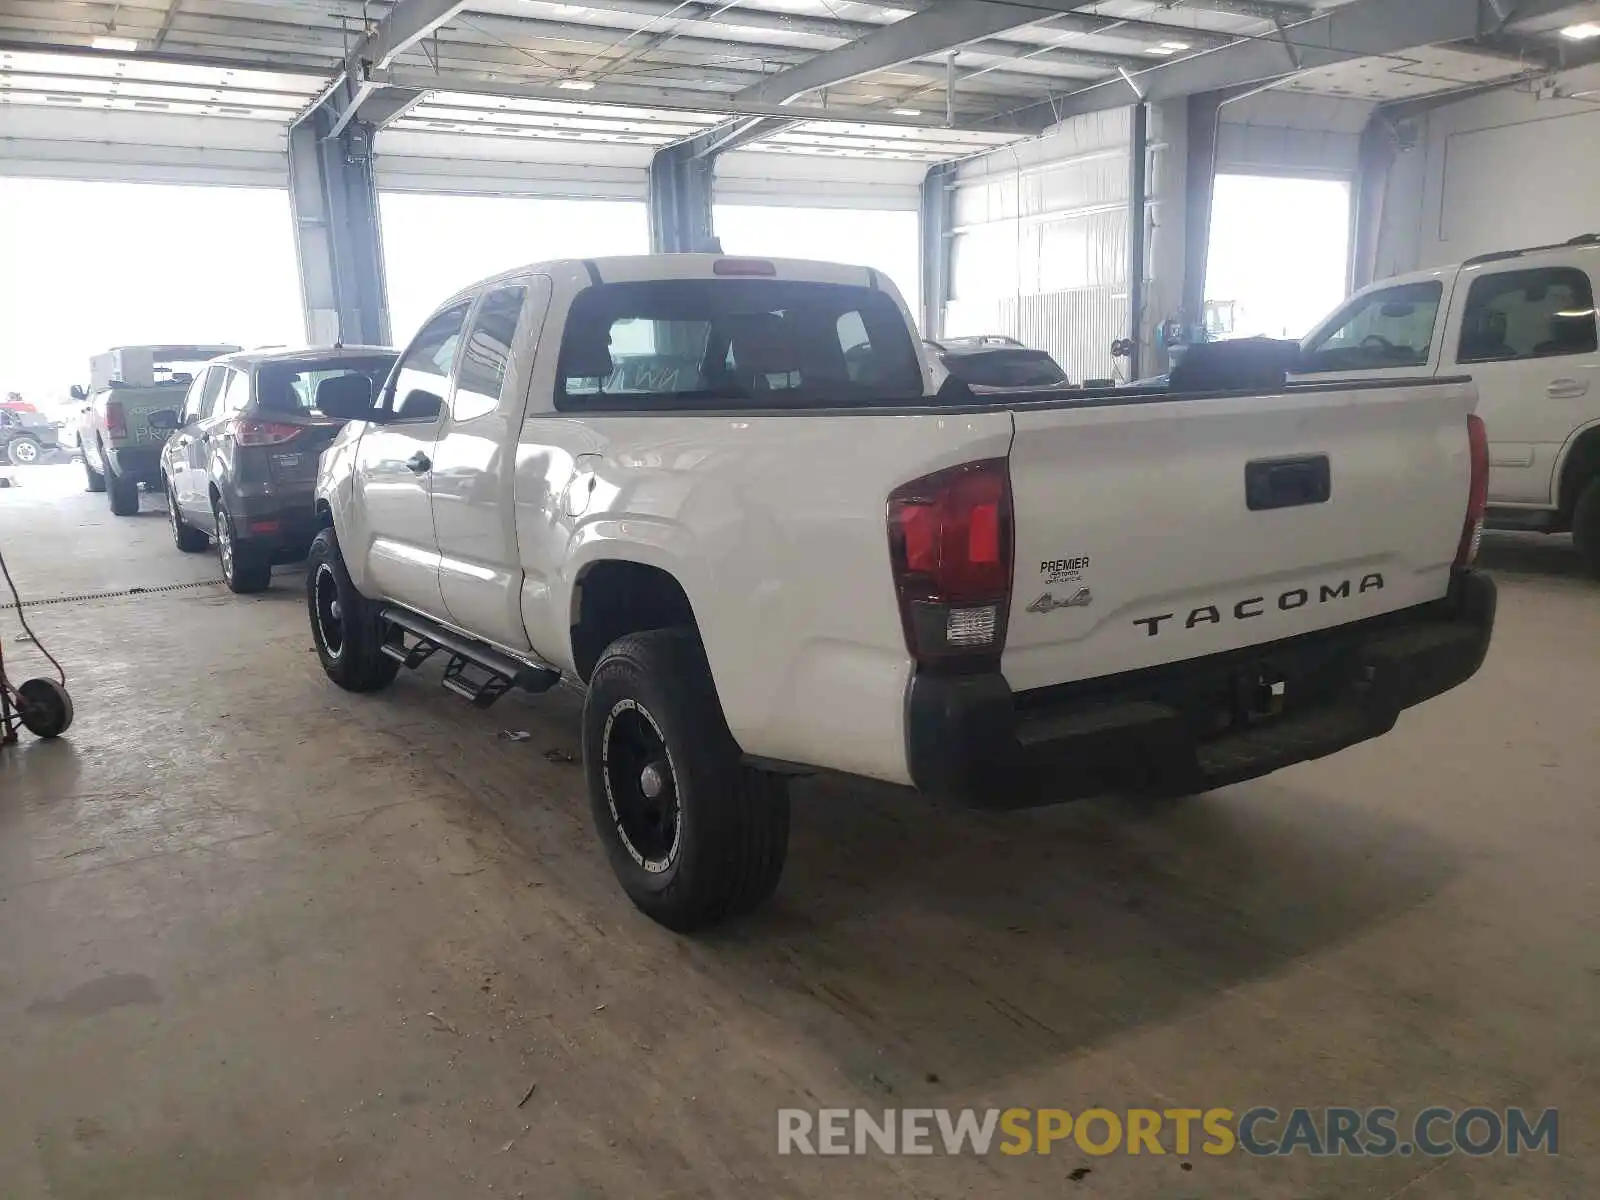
[229,486,320,555]
[906,571,1496,808]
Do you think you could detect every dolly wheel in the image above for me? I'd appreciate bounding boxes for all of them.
[17,678,74,738]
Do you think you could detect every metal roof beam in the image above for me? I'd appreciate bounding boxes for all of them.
[991,0,1594,127]
[362,0,469,71]
[378,65,1017,134]
[733,0,1071,106]
[311,0,469,132]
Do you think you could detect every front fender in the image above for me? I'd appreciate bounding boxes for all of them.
[317,423,374,593]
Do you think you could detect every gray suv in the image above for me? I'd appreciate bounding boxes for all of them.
[153,346,397,593]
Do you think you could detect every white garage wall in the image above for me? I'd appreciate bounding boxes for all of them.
[711,204,920,323]
[0,107,288,186]
[1215,91,1372,178]
[1380,65,1600,273]
[378,193,648,341]
[716,151,926,210]
[946,109,1135,382]
[376,129,651,200]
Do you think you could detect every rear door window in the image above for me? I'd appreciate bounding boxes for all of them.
[1456,267,1598,363]
[183,368,224,422]
[388,302,470,422]
[1301,281,1443,372]
[556,279,924,410]
[453,287,525,422]
[218,369,251,415]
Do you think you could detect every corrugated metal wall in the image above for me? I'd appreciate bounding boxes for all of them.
[945,109,1134,383]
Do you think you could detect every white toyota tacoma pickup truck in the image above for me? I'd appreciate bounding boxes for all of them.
[309,254,1496,931]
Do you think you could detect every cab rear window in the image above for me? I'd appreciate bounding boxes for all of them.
[555,279,924,410]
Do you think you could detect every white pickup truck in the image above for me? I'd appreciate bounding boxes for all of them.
[1298,234,1600,574]
[309,254,1496,931]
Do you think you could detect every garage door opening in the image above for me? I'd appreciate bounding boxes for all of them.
[0,179,301,405]
[379,194,649,343]
[1205,174,1351,341]
[712,205,920,328]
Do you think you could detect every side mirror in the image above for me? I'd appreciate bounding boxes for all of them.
[69,384,86,401]
[397,388,443,422]
[315,373,377,420]
[147,409,182,432]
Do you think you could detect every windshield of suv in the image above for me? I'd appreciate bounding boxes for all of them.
[257,356,398,414]
[556,278,924,410]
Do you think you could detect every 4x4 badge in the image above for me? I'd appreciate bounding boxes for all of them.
[1027,588,1093,614]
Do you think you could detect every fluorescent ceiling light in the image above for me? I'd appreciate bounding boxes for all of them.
[880,7,912,16]
[891,107,921,116]
[557,79,597,91]
[1560,22,1600,40]
[92,35,139,51]
[1159,40,1191,51]
[1145,44,1177,55]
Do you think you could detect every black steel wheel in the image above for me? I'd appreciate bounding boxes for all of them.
[601,700,682,874]
[17,678,73,739]
[583,628,789,931]
[305,528,400,692]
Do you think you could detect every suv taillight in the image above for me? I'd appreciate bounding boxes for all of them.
[232,419,302,447]
[888,458,1013,667]
[1456,414,1489,568]
[104,400,127,438]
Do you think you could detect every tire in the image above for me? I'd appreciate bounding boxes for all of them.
[166,482,209,553]
[1573,476,1600,579]
[5,435,42,465]
[214,496,272,594]
[306,527,401,692]
[583,628,789,932]
[107,467,140,516]
[17,678,74,739]
[84,457,106,493]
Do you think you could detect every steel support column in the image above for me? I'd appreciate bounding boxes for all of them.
[1127,102,1148,380]
[919,162,955,337]
[287,95,391,347]
[1350,112,1400,293]
[1181,90,1225,326]
[647,141,717,254]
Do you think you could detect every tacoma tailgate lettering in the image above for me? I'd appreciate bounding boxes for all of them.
[1134,574,1386,638]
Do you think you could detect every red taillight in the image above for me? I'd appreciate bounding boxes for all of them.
[104,400,127,439]
[232,419,302,447]
[1456,413,1489,568]
[888,458,1013,665]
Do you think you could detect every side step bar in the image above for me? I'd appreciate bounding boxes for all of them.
[378,605,560,708]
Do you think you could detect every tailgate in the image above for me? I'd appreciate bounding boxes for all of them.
[264,418,345,488]
[112,388,186,447]
[1002,380,1477,693]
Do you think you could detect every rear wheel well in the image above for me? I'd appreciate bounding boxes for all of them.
[1559,427,1600,524]
[315,499,333,529]
[570,561,697,683]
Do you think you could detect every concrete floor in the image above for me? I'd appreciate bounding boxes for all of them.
[0,462,1595,1199]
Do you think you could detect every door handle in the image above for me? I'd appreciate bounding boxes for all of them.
[1548,379,1590,400]
[407,451,432,474]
